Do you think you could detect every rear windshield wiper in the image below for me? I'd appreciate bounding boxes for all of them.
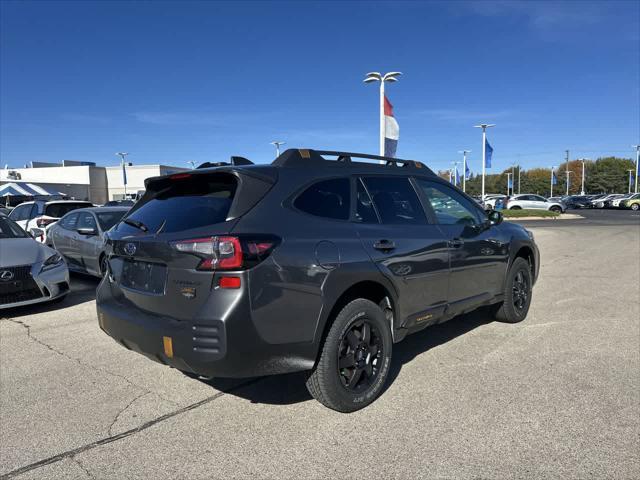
[123,218,149,232]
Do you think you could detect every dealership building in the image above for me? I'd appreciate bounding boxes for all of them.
[0,160,188,205]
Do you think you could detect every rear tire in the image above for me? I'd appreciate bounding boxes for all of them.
[99,254,109,277]
[549,206,561,213]
[632,204,639,211]
[306,299,392,413]
[490,257,532,323]
[509,206,522,210]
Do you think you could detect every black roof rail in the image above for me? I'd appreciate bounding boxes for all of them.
[272,148,433,173]
[197,156,254,169]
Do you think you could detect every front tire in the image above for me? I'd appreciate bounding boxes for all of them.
[490,257,533,323]
[509,205,522,210]
[631,204,639,211]
[549,206,561,213]
[306,299,392,413]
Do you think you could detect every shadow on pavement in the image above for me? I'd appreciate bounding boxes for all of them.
[202,309,491,407]
[1,272,100,319]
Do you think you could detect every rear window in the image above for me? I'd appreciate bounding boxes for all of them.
[96,211,127,231]
[294,178,350,220]
[44,203,91,218]
[121,173,237,233]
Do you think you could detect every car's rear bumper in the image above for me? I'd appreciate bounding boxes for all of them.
[96,280,317,378]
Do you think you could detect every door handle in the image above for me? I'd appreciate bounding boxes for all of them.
[373,240,396,251]
[448,238,464,248]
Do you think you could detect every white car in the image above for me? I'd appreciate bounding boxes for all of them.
[8,200,93,243]
[506,194,565,213]
[483,194,507,210]
[590,194,620,209]
[610,194,632,208]
[0,215,69,309]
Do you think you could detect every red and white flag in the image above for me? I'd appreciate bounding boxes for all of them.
[384,95,399,157]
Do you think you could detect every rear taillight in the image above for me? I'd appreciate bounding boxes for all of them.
[37,217,56,228]
[170,235,279,271]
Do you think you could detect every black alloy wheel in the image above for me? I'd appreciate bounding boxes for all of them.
[512,270,529,312]
[306,298,392,413]
[337,319,383,392]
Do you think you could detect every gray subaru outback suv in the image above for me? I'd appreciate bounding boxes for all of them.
[97,149,539,412]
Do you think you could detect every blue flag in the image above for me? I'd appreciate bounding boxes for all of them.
[122,161,128,185]
[484,139,493,168]
[465,163,471,179]
[455,167,460,186]
[552,171,558,185]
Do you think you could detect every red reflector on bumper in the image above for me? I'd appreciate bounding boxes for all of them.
[218,276,241,289]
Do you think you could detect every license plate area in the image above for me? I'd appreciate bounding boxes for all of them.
[121,259,167,295]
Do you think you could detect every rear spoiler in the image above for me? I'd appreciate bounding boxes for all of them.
[197,156,254,169]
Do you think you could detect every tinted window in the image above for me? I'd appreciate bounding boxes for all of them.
[96,211,127,231]
[77,212,97,230]
[60,213,79,230]
[44,203,92,218]
[416,180,482,226]
[0,217,28,238]
[355,179,378,223]
[9,204,30,221]
[121,173,237,233]
[531,195,546,202]
[362,177,426,225]
[294,178,350,220]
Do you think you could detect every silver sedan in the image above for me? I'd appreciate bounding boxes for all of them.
[0,215,69,309]
[47,207,129,277]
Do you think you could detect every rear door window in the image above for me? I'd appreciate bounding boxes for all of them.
[361,176,426,225]
[44,203,91,218]
[294,178,350,220]
[122,173,238,233]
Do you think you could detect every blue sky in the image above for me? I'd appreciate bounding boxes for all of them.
[1,0,638,172]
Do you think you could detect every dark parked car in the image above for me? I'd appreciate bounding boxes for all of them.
[48,207,129,277]
[97,149,540,412]
[103,199,136,207]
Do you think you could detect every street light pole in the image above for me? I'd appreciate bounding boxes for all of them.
[580,159,587,195]
[517,165,521,194]
[506,172,512,195]
[116,152,129,198]
[566,170,572,196]
[633,145,640,194]
[550,166,555,198]
[270,141,286,158]
[473,124,495,201]
[628,170,635,194]
[364,72,402,159]
[458,150,471,193]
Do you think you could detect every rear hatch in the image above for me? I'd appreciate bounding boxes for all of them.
[104,168,276,319]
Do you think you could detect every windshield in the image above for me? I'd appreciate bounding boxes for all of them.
[96,210,128,231]
[0,217,29,239]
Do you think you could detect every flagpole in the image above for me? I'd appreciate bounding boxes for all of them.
[474,124,495,202]
[506,172,511,195]
[550,166,554,197]
[363,72,401,162]
[628,170,634,194]
[517,166,521,194]
[459,150,470,193]
[633,145,640,194]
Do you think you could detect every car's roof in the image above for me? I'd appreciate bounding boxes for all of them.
[83,206,130,213]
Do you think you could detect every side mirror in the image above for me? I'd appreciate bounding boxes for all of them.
[487,210,503,226]
[29,227,44,239]
[77,227,97,236]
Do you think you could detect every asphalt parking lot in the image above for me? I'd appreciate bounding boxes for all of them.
[1,210,639,479]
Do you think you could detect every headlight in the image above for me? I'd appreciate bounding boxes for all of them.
[525,229,535,241]
[41,253,64,272]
